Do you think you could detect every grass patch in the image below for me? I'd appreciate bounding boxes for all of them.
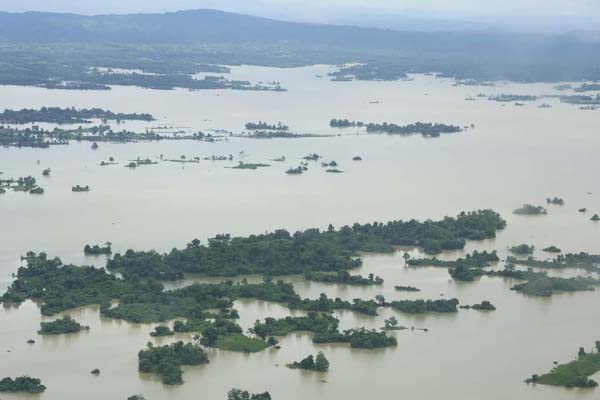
[214,334,268,353]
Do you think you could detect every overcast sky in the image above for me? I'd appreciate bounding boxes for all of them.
[1,0,599,17]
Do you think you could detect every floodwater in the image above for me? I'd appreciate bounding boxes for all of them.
[1,65,600,400]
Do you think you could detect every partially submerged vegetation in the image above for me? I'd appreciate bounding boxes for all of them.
[304,271,383,285]
[526,342,600,388]
[287,352,329,372]
[84,243,112,255]
[138,341,208,385]
[389,298,459,314]
[510,244,535,255]
[0,376,46,393]
[513,204,547,215]
[38,316,89,335]
[330,119,463,137]
[0,107,154,124]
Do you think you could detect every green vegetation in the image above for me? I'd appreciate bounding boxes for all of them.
[326,168,344,173]
[38,316,89,335]
[304,271,383,285]
[150,325,175,337]
[108,210,506,278]
[513,204,547,215]
[229,162,271,170]
[127,395,146,400]
[313,328,397,349]
[546,197,564,206]
[84,243,112,255]
[0,175,44,193]
[382,316,406,330]
[507,253,600,272]
[72,185,90,192]
[510,244,535,255]
[285,166,306,174]
[389,298,459,314]
[512,276,599,297]
[592,214,600,222]
[0,107,153,124]
[214,334,269,353]
[542,246,562,253]
[245,122,289,131]
[138,341,208,385]
[526,343,600,388]
[287,352,329,372]
[91,368,100,375]
[331,119,462,137]
[489,94,537,102]
[227,388,272,400]
[252,313,340,338]
[394,285,420,292]
[0,376,46,393]
[408,251,499,282]
[461,301,496,311]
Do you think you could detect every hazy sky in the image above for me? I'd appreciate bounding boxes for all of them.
[1,0,599,17]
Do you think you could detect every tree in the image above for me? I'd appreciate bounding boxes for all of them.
[375,294,385,304]
[385,317,398,328]
[578,347,586,357]
[315,352,330,372]
[403,252,411,265]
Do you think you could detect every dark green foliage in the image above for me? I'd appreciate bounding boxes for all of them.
[542,246,562,253]
[394,285,420,292]
[546,197,565,206]
[245,121,289,131]
[449,264,476,281]
[389,298,459,313]
[507,253,600,272]
[526,343,600,388]
[365,122,462,137]
[513,204,547,215]
[288,352,329,372]
[408,250,499,268]
[0,107,153,124]
[511,276,599,297]
[289,293,380,316]
[227,388,272,400]
[38,316,88,335]
[313,328,397,349]
[150,325,174,337]
[116,210,505,278]
[1,252,133,315]
[252,313,340,338]
[138,341,208,385]
[0,376,46,393]
[84,243,112,255]
[463,301,496,311]
[510,244,535,255]
[304,271,383,285]
[108,250,183,280]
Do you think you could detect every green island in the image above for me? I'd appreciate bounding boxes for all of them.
[394,285,420,292]
[381,316,407,330]
[84,243,112,255]
[38,316,89,335]
[285,166,307,174]
[229,162,271,170]
[542,246,562,253]
[0,175,44,194]
[72,185,90,192]
[330,119,462,137]
[0,107,154,124]
[460,301,496,311]
[513,204,547,215]
[592,214,600,222]
[227,388,272,400]
[287,352,329,372]
[245,122,289,131]
[302,153,322,161]
[510,244,535,255]
[507,253,600,272]
[526,342,600,388]
[0,376,46,393]
[42,168,51,176]
[150,325,175,337]
[488,94,538,102]
[546,197,565,206]
[388,298,459,313]
[328,64,408,81]
[138,341,209,385]
[304,271,383,285]
[408,250,499,282]
[511,275,599,297]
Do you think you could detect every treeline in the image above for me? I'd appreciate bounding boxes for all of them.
[245,121,289,131]
[138,341,208,385]
[0,376,46,393]
[330,119,463,137]
[107,209,506,278]
[0,107,154,124]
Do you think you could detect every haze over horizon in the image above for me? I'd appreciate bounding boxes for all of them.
[1,0,600,33]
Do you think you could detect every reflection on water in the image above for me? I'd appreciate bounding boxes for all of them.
[1,66,600,399]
